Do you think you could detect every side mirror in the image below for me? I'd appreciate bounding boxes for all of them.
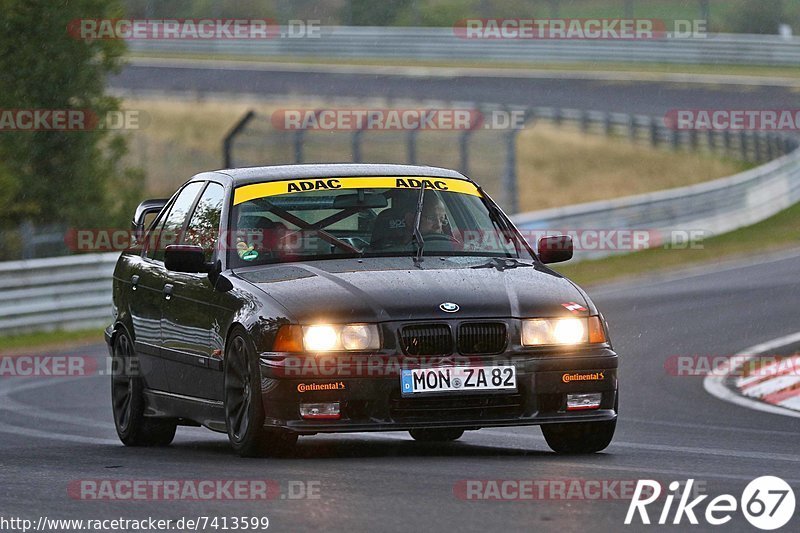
[132,198,169,234]
[165,245,210,273]
[538,235,573,264]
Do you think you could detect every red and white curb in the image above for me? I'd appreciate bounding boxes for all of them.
[704,332,800,418]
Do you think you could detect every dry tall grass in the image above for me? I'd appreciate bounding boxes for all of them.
[121,96,746,211]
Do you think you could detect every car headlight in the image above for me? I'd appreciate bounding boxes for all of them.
[273,323,381,352]
[522,317,606,346]
[303,325,340,351]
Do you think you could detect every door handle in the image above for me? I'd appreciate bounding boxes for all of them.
[163,283,174,300]
[131,274,139,291]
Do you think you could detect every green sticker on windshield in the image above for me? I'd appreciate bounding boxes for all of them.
[241,249,259,261]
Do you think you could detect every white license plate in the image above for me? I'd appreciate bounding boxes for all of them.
[400,365,517,395]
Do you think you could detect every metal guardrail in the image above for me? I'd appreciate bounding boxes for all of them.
[1,107,798,335]
[127,27,800,66]
[514,145,800,259]
[0,253,117,335]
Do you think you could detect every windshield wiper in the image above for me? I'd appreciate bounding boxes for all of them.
[411,181,426,266]
[471,257,534,271]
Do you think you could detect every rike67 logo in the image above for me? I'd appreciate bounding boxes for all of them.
[626,477,795,530]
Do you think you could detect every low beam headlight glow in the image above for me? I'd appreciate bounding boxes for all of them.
[553,318,586,344]
[301,323,380,351]
[522,318,589,346]
[303,325,340,351]
[341,324,380,350]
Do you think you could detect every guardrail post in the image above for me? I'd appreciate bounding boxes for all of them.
[689,128,699,150]
[459,105,485,175]
[753,134,763,162]
[407,128,419,165]
[553,108,562,127]
[739,131,748,160]
[352,128,365,163]
[671,129,680,151]
[706,130,715,151]
[604,113,613,136]
[723,130,732,153]
[502,108,534,215]
[459,128,473,175]
[628,115,637,142]
[649,117,659,147]
[580,110,590,133]
[222,110,256,168]
[294,129,305,163]
[766,134,775,161]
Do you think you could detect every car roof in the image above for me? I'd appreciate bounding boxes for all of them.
[207,163,472,186]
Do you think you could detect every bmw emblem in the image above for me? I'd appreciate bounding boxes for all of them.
[439,302,460,313]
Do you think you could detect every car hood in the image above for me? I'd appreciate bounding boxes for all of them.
[235,258,591,323]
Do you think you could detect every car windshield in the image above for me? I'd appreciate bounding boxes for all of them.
[228,176,534,266]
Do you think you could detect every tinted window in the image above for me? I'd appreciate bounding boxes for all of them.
[150,181,205,262]
[229,178,530,267]
[184,182,225,262]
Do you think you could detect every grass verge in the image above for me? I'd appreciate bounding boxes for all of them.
[0,328,106,355]
[121,96,747,210]
[553,200,800,287]
[128,53,800,82]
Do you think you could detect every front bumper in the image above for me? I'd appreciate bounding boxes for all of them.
[258,349,618,434]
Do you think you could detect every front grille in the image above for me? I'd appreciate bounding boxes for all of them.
[390,392,524,423]
[400,324,453,356]
[457,322,507,355]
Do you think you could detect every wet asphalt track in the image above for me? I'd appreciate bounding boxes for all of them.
[2,251,799,532]
[2,62,798,532]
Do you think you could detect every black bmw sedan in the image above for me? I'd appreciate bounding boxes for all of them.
[106,164,618,457]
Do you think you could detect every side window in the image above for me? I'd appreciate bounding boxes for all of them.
[184,182,225,262]
[149,182,205,262]
[142,205,170,259]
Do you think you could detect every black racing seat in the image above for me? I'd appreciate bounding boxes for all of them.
[370,207,411,249]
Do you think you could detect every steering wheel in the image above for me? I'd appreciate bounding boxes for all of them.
[422,233,461,245]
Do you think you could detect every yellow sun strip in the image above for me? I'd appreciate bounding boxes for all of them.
[233,176,480,205]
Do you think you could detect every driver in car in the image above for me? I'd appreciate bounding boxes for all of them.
[370,191,460,250]
[418,196,447,234]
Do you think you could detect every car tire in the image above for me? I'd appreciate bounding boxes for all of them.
[223,327,297,458]
[541,396,618,454]
[111,329,177,447]
[409,428,465,442]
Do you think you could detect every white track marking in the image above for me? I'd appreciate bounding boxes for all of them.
[480,429,800,463]
[340,431,800,482]
[704,331,800,418]
[0,372,118,443]
[618,416,800,437]
[0,375,112,429]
